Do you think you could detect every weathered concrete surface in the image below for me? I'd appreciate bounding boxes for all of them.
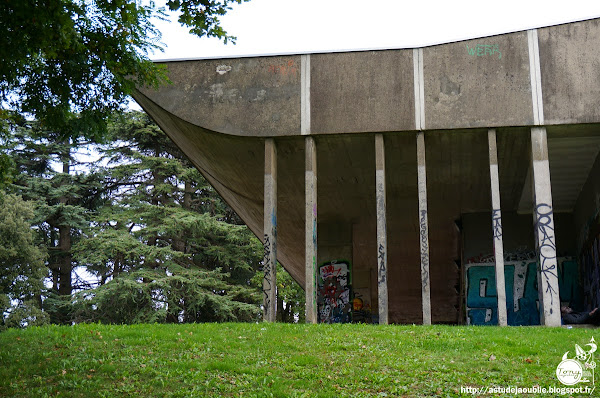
[139,56,301,136]
[423,31,533,130]
[310,51,415,134]
[138,18,600,137]
[539,18,600,125]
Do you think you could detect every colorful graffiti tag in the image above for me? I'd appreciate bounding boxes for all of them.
[317,261,352,323]
[466,44,502,59]
[465,258,581,325]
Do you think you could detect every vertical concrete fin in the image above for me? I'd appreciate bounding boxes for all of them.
[488,129,508,326]
[527,29,545,125]
[375,134,388,324]
[530,127,561,326]
[301,54,311,135]
[305,136,317,323]
[413,48,425,130]
[263,138,277,322]
[417,131,432,325]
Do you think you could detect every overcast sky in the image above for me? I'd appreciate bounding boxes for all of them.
[150,0,600,61]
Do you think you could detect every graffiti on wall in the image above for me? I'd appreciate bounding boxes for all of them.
[317,260,352,323]
[268,60,298,76]
[534,204,559,314]
[466,44,502,59]
[351,291,373,324]
[580,211,600,311]
[262,234,273,312]
[419,209,430,290]
[466,246,537,264]
[465,257,581,325]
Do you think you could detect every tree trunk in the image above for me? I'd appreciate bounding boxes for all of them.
[58,224,72,296]
[49,227,59,292]
[57,140,72,296]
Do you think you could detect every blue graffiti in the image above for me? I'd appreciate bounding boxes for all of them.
[466,258,581,325]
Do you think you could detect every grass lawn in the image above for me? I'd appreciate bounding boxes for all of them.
[0,323,597,397]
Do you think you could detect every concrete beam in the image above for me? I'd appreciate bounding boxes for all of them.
[301,54,311,135]
[530,127,561,326]
[527,29,545,125]
[488,129,508,326]
[375,134,388,324]
[305,136,317,323]
[413,48,425,130]
[417,131,432,325]
[263,138,277,322]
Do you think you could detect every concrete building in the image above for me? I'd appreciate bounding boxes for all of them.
[133,17,600,326]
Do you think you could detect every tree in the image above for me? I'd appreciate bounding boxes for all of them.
[0,0,249,182]
[70,111,263,324]
[6,114,109,323]
[0,192,48,330]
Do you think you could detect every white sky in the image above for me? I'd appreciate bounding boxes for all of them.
[151,0,600,61]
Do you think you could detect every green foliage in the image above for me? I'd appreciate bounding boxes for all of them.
[252,264,306,323]
[0,323,596,396]
[167,0,250,44]
[2,300,49,330]
[0,111,17,188]
[277,264,306,323]
[70,267,260,324]
[68,111,263,324]
[7,118,107,308]
[0,0,165,137]
[0,0,247,146]
[0,192,48,330]
[2,101,311,328]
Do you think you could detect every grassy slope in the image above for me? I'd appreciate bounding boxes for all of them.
[0,323,597,397]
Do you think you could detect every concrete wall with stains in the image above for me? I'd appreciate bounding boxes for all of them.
[138,18,600,137]
[145,56,301,137]
[463,212,577,263]
[539,19,600,125]
[423,31,533,130]
[310,51,415,134]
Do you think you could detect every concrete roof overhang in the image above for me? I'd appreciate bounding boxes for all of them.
[133,17,600,289]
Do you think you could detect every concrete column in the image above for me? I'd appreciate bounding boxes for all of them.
[305,136,317,323]
[375,134,388,324]
[417,131,432,325]
[487,129,508,326]
[530,127,561,326]
[263,138,277,322]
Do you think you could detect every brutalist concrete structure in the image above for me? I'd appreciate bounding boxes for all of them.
[133,17,600,326]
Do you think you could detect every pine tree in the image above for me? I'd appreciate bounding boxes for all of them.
[7,117,105,323]
[71,112,262,323]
